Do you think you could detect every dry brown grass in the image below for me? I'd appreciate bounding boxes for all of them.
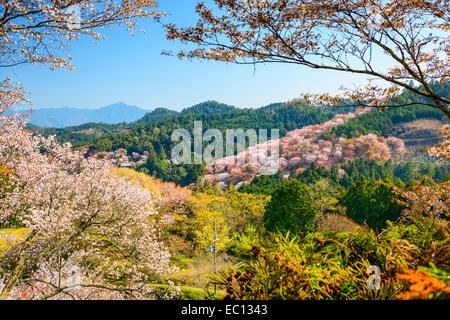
[171,253,236,288]
[399,119,444,130]
[167,234,194,256]
[72,128,103,136]
[316,214,362,233]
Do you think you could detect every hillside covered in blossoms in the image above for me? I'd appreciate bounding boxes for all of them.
[204,108,408,189]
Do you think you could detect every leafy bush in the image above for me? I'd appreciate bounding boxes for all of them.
[340,177,403,231]
[264,180,316,236]
[230,224,263,259]
[212,230,405,300]
[213,208,450,300]
[397,264,450,300]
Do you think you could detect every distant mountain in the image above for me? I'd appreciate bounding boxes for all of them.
[27,100,244,148]
[24,102,150,128]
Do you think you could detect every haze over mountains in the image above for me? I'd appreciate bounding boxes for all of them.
[23,102,150,128]
[24,100,240,128]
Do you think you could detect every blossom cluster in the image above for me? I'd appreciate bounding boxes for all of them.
[204,109,407,188]
[0,105,175,300]
[91,148,150,167]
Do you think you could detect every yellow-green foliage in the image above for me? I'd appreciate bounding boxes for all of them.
[114,168,192,223]
[151,283,225,300]
[170,252,236,291]
[383,217,449,269]
[0,166,16,190]
[186,193,232,254]
[193,210,231,254]
[114,168,269,257]
[0,228,29,257]
[114,168,162,195]
[212,214,450,300]
[212,228,410,300]
[225,188,269,232]
[178,285,225,300]
[309,178,345,219]
[231,224,263,259]
[178,189,269,255]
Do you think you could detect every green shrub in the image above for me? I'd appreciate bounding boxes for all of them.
[340,177,403,231]
[264,180,316,236]
[212,229,404,300]
[230,224,263,259]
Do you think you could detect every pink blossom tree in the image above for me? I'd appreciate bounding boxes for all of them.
[0,104,175,300]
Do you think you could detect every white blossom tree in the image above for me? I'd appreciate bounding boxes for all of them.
[0,102,176,300]
[0,0,177,300]
[0,0,162,70]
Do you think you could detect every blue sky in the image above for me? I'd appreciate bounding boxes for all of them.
[2,0,375,111]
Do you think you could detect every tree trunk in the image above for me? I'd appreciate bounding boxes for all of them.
[0,257,26,300]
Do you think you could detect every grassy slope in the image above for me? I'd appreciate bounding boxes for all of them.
[0,228,29,257]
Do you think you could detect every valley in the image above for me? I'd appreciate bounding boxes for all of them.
[0,0,449,302]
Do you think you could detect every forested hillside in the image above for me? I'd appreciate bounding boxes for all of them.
[239,159,449,195]
[135,108,180,124]
[29,84,449,187]
[96,104,351,184]
[97,104,344,153]
[28,101,240,146]
[328,82,449,138]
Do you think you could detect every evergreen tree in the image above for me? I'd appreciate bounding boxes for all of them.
[340,177,403,231]
[264,180,316,236]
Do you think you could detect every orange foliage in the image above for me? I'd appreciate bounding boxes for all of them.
[397,269,450,300]
[427,125,450,162]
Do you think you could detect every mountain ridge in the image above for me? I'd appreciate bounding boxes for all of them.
[21,102,151,128]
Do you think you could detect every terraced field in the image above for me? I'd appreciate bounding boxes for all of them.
[391,119,445,158]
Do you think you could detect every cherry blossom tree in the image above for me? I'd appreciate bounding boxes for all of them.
[0,1,175,300]
[164,0,450,117]
[0,101,175,300]
[394,178,449,220]
[0,0,163,113]
[205,109,401,187]
[0,0,162,70]
[393,123,449,223]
